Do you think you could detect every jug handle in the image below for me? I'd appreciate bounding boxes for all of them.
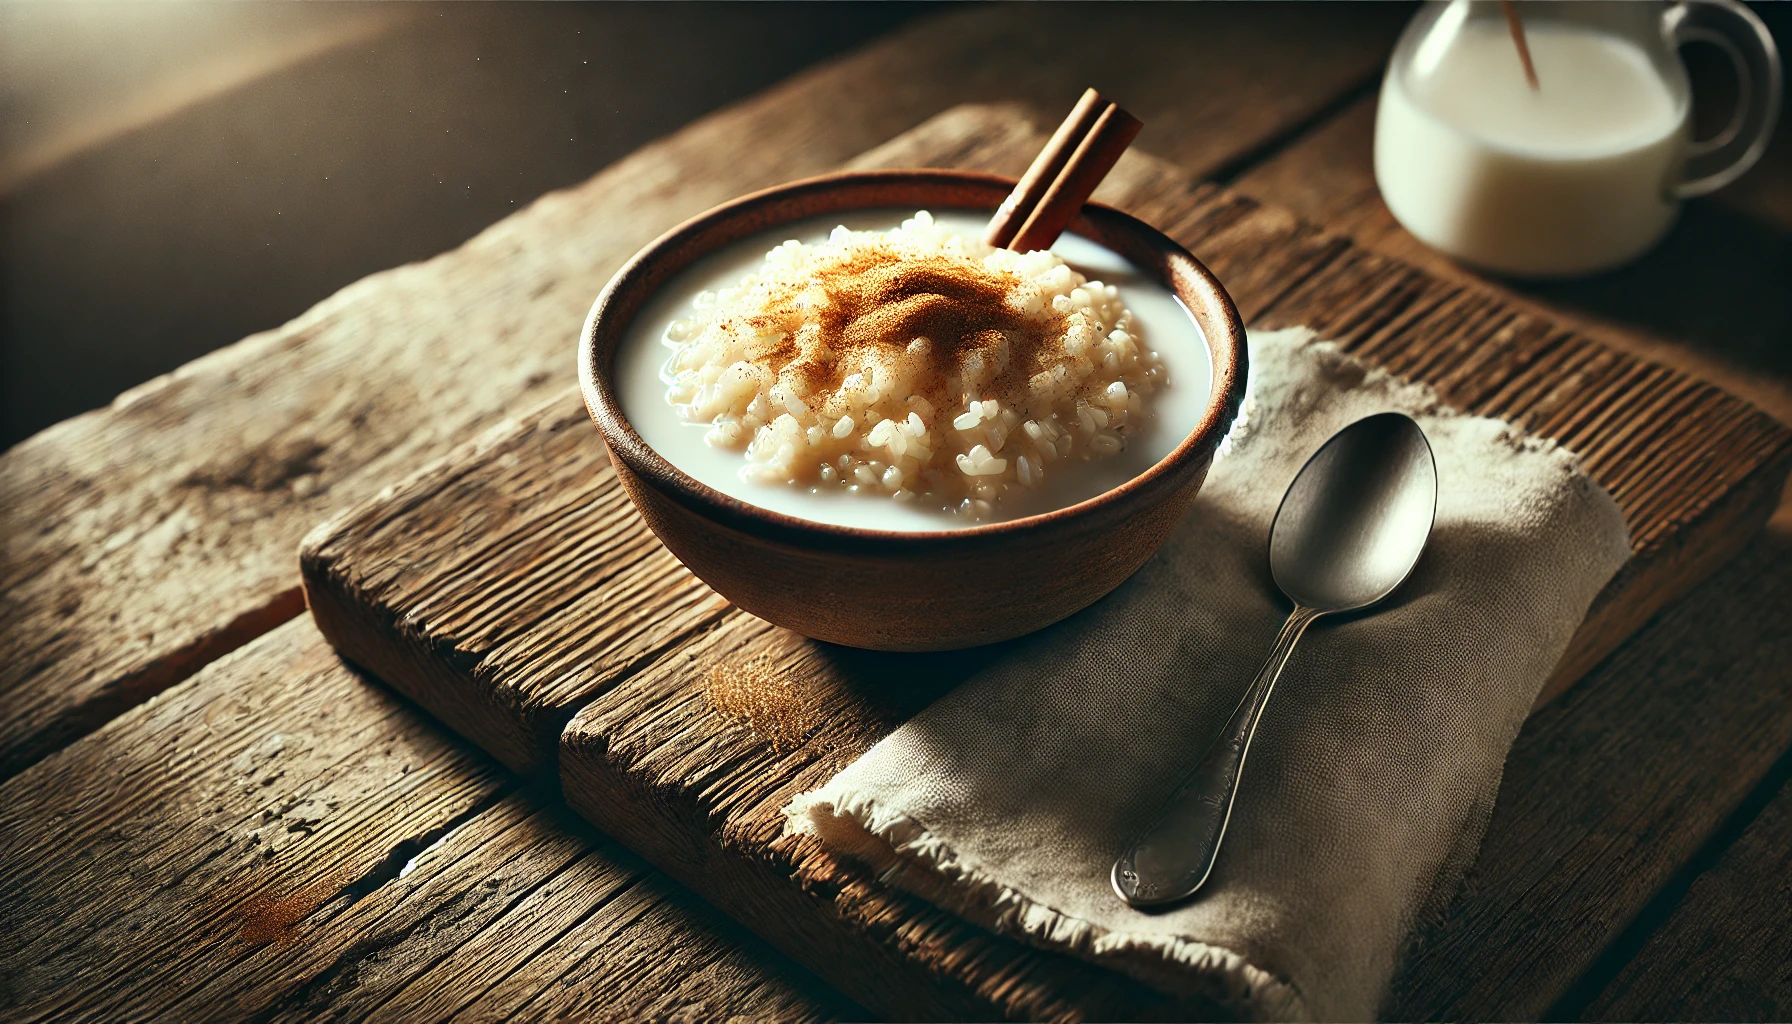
[1666,0,1782,198]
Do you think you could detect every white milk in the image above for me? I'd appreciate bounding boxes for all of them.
[615,209,1213,532]
[1375,18,1689,276]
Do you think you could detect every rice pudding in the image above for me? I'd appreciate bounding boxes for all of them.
[616,209,1211,531]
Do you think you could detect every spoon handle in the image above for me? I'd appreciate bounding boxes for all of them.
[1112,604,1322,908]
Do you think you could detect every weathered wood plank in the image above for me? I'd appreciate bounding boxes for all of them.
[301,107,1792,1019]
[1384,526,1792,1019]
[0,617,851,1022]
[1231,94,1792,446]
[304,105,1792,772]
[241,795,851,1024]
[301,400,726,777]
[1581,757,1792,1021]
[0,1,1405,782]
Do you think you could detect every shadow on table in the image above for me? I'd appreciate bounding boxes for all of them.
[1514,198,1792,389]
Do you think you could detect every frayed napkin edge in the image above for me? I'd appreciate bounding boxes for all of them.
[785,789,1311,1021]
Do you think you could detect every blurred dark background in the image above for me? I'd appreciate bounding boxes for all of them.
[2,2,1787,450]
[0,2,931,447]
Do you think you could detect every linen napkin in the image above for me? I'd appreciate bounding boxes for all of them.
[787,327,1631,1020]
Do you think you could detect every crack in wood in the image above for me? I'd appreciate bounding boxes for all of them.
[339,781,519,905]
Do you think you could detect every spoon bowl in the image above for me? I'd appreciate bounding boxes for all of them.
[1271,412,1439,613]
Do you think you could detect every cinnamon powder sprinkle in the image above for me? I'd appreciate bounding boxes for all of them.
[704,656,821,754]
[735,248,1064,413]
[233,870,348,948]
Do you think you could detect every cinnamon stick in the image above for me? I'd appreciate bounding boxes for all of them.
[983,88,1107,249]
[984,90,1142,253]
[1008,101,1142,253]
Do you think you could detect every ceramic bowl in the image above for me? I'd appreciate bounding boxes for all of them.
[578,169,1247,651]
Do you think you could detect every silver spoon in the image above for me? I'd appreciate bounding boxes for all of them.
[1111,411,1438,908]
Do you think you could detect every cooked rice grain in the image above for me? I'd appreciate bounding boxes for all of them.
[660,211,1166,520]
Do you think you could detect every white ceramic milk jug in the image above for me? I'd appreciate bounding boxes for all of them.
[1375,0,1781,277]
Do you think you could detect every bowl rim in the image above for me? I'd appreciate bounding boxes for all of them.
[578,168,1247,554]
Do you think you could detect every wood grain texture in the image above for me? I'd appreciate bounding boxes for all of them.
[0,1,1403,783]
[1583,758,1792,1021]
[0,616,850,1023]
[301,107,1792,1020]
[303,400,727,777]
[1383,527,1792,1019]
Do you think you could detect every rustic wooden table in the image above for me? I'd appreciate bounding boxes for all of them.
[4,6,1790,1021]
